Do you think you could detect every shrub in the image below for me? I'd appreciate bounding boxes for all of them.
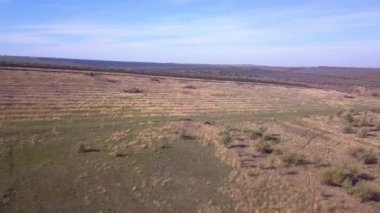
[351,183,380,202]
[347,146,377,164]
[247,170,259,177]
[336,110,344,117]
[180,134,196,140]
[255,142,273,154]
[115,152,127,157]
[342,112,354,124]
[273,148,283,155]
[281,152,308,166]
[356,127,368,138]
[220,130,232,146]
[184,85,196,89]
[266,155,282,168]
[320,167,359,187]
[123,88,143,93]
[160,144,171,149]
[370,108,380,113]
[355,116,371,128]
[349,109,359,115]
[78,144,86,153]
[263,134,280,143]
[248,126,267,140]
[107,79,119,83]
[342,123,353,133]
[376,123,380,131]
[78,144,100,153]
[343,95,354,99]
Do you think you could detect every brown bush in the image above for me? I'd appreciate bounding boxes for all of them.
[351,183,380,202]
[356,127,368,138]
[247,126,267,140]
[376,123,380,131]
[342,112,354,124]
[320,167,359,187]
[354,116,372,128]
[342,122,353,133]
[263,134,280,143]
[336,110,344,117]
[255,142,273,154]
[220,129,232,146]
[184,85,196,89]
[123,88,143,93]
[78,144,100,153]
[107,79,119,83]
[370,108,380,113]
[347,146,377,164]
[180,134,196,140]
[280,152,308,166]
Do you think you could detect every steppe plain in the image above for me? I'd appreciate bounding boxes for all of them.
[1,66,380,212]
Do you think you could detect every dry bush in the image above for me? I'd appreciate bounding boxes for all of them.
[265,155,282,168]
[78,144,100,153]
[123,88,143,93]
[263,133,280,143]
[246,170,259,177]
[280,152,308,166]
[107,79,119,83]
[254,141,273,154]
[320,167,359,187]
[354,116,372,128]
[220,129,232,146]
[342,112,354,124]
[336,110,345,117]
[87,72,97,77]
[347,146,378,164]
[247,126,267,140]
[184,85,196,89]
[376,123,380,131]
[356,127,368,138]
[180,133,196,140]
[204,121,214,125]
[272,148,283,155]
[351,183,380,202]
[160,144,172,149]
[349,109,360,115]
[370,92,379,97]
[342,122,353,133]
[343,95,354,99]
[114,152,127,157]
[78,144,86,153]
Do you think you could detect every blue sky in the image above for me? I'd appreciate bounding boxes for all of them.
[1,0,380,67]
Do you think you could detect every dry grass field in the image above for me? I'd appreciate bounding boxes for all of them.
[1,67,380,212]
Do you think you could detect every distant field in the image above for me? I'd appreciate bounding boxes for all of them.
[1,67,380,212]
[2,56,380,93]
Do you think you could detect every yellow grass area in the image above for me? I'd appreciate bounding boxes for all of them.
[1,68,379,121]
[1,67,380,212]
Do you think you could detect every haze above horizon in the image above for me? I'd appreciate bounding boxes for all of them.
[1,0,380,67]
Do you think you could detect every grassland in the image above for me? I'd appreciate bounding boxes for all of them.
[1,67,380,212]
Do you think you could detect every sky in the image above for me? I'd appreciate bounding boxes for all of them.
[1,0,380,67]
